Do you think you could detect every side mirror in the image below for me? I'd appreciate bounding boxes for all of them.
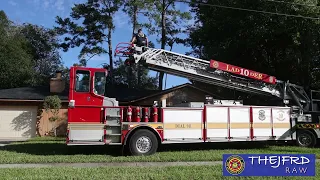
[69,100,75,108]
[153,101,158,107]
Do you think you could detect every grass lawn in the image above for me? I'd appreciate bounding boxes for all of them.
[0,164,319,180]
[0,137,319,164]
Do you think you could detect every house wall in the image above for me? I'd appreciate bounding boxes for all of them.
[0,105,38,140]
[131,86,209,106]
[38,107,68,137]
[0,101,69,137]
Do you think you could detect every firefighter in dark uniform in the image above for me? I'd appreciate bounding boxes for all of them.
[131,29,148,47]
[125,29,148,66]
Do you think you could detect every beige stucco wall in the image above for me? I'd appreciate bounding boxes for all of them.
[0,105,37,140]
[0,101,69,137]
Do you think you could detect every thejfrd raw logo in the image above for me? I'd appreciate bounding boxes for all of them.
[223,154,315,176]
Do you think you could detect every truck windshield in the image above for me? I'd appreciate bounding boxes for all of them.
[75,70,90,92]
[94,72,106,96]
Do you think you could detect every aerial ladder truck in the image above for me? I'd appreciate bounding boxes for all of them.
[66,43,320,156]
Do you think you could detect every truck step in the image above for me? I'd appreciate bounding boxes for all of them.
[106,134,122,136]
[67,140,108,146]
[105,124,121,126]
[108,143,122,145]
[106,115,121,118]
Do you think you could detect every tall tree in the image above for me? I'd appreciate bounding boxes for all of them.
[186,0,320,90]
[123,0,141,35]
[106,57,158,89]
[0,11,35,89]
[123,0,154,88]
[55,0,121,84]
[19,24,63,86]
[142,1,192,90]
[0,10,11,36]
[0,10,64,89]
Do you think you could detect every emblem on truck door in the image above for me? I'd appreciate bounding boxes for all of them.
[258,110,266,121]
[276,110,285,121]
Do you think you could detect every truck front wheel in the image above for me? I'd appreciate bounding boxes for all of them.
[296,130,316,148]
[128,129,158,156]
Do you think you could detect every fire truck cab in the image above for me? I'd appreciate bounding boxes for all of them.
[67,66,161,155]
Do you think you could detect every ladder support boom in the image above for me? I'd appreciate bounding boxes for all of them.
[114,43,311,112]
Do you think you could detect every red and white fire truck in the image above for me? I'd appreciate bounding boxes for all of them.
[66,43,320,156]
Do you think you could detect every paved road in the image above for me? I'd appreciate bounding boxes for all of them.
[0,159,319,168]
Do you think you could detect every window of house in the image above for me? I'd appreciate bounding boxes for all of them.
[75,70,90,92]
[93,71,106,96]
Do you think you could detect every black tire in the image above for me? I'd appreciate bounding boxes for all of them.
[128,129,158,156]
[296,130,317,148]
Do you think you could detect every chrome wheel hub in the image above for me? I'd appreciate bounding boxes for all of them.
[298,133,312,146]
[136,136,152,153]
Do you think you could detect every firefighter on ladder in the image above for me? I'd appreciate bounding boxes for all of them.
[125,29,148,66]
[131,28,148,48]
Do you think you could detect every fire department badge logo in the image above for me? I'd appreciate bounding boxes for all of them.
[258,110,266,121]
[277,110,285,121]
[212,61,219,68]
[225,155,245,175]
[269,76,274,83]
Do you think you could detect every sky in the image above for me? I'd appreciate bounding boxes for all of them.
[1,0,196,89]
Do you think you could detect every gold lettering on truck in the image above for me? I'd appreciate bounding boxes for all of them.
[164,123,202,129]
[175,124,192,128]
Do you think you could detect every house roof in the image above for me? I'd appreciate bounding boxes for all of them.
[0,86,69,102]
[0,84,159,103]
[105,85,160,102]
[127,83,224,103]
[0,83,222,103]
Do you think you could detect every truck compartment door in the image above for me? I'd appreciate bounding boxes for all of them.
[162,108,203,143]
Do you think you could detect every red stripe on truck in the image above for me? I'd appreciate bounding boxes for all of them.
[210,60,277,84]
[250,107,254,140]
[203,106,207,142]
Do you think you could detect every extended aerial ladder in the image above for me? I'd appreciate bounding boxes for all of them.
[114,43,315,114]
